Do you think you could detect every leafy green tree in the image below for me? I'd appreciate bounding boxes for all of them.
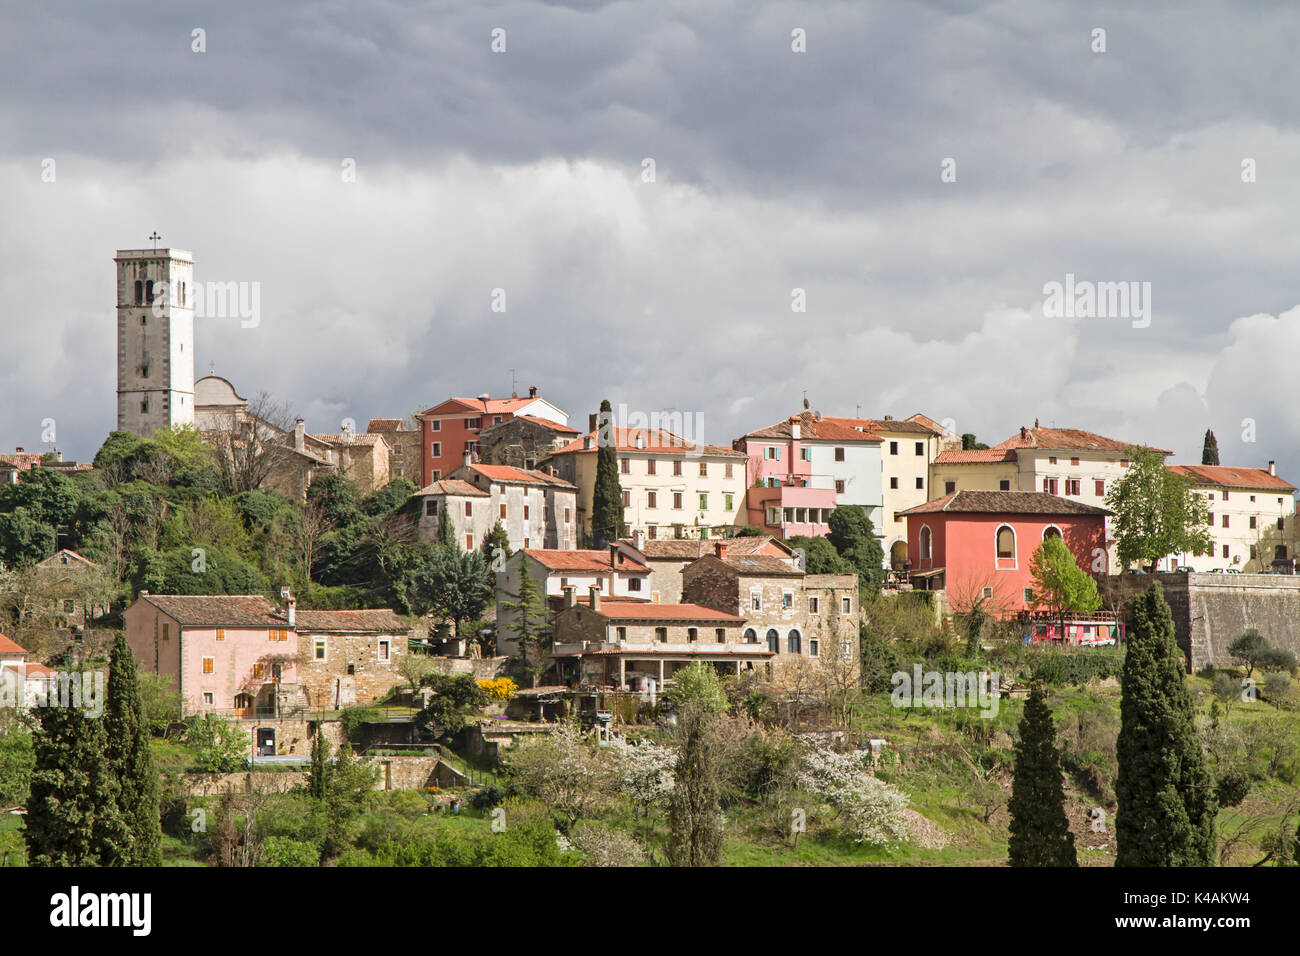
[308,730,331,800]
[137,672,184,736]
[1028,534,1101,634]
[306,472,364,528]
[961,433,990,450]
[785,536,850,574]
[323,741,377,858]
[668,666,726,866]
[136,546,268,596]
[183,714,248,773]
[482,520,511,567]
[1008,683,1077,866]
[1115,583,1216,866]
[1201,429,1220,466]
[428,546,492,638]
[418,672,489,736]
[502,553,551,684]
[826,505,885,598]
[1105,446,1211,571]
[590,399,625,548]
[0,724,33,806]
[104,634,163,865]
[0,507,55,566]
[1228,629,1271,678]
[362,477,416,517]
[25,698,132,866]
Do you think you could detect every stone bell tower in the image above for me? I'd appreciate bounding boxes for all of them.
[115,244,195,437]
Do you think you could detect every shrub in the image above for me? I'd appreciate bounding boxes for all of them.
[261,836,321,867]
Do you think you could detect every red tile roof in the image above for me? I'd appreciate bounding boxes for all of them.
[933,448,1018,464]
[420,396,540,417]
[138,594,289,627]
[366,418,405,433]
[550,427,745,458]
[741,411,882,443]
[590,602,744,622]
[522,549,649,573]
[899,490,1109,516]
[295,609,410,633]
[621,537,789,560]
[1167,465,1295,492]
[415,479,489,497]
[993,426,1171,455]
[466,464,575,488]
[510,415,580,435]
[0,633,28,655]
[823,415,937,435]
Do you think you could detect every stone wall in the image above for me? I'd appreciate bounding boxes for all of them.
[181,754,453,796]
[297,632,407,710]
[1097,572,1300,671]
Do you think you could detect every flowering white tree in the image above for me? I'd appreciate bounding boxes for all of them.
[607,736,676,816]
[504,722,617,825]
[796,739,910,845]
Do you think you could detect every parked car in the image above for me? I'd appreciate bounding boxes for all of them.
[1174,565,1194,573]
[1224,568,1241,573]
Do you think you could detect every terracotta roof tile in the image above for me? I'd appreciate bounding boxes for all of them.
[550,428,746,458]
[0,633,28,655]
[898,490,1109,516]
[1168,464,1295,492]
[295,609,409,633]
[138,594,289,627]
[993,426,1171,455]
[824,416,937,435]
[742,411,882,443]
[464,464,575,488]
[522,549,649,573]
[622,537,789,560]
[415,479,489,497]
[590,602,744,622]
[933,448,1018,464]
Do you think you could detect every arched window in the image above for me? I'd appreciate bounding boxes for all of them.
[145,279,155,304]
[134,280,143,305]
[766,629,779,653]
[743,628,757,644]
[996,525,1016,559]
[1042,525,1062,541]
[919,525,933,561]
[787,629,802,654]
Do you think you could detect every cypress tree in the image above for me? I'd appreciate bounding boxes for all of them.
[308,729,331,800]
[1201,429,1220,466]
[1115,583,1217,866]
[590,399,625,548]
[104,634,162,865]
[25,690,132,866]
[1007,683,1077,866]
[439,501,458,549]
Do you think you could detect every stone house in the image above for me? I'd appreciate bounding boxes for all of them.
[682,549,859,662]
[33,549,110,627]
[415,459,578,553]
[295,608,410,710]
[616,532,796,603]
[367,418,421,482]
[478,414,581,470]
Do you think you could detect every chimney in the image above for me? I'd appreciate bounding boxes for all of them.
[462,449,472,469]
[562,585,576,608]
[583,436,594,450]
[286,593,296,627]
[1019,426,1028,440]
[294,418,306,452]
[715,541,728,561]
[529,385,537,398]
[790,422,801,441]
[1034,418,1040,429]
[588,412,598,432]
[588,584,601,612]
[633,529,645,550]
[1269,460,1276,476]
[609,543,621,567]
[14,447,23,454]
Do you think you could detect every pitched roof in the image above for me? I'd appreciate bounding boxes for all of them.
[741,411,882,443]
[36,549,98,569]
[823,415,937,435]
[414,479,489,497]
[550,427,745,458]
[464,464,575,488]
[933,448,1018,464]
[907,413,953,434]
[420,396,539,418]
[295,609,410,633]
[309,433,388,448]
[502,415,580,435]
[622,537,789,560]
[589,602,744,623]
[993,426,1171,455]
[137,594,289,628]
[0,633,27,655]
[522,549,649,573]
[366,418,405,433]
[688,554,804,577]
[898,490,1109,516]
[0,452,44,470]
[1167,464,1295,492]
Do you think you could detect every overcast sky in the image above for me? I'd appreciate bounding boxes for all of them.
[2,0,1298,481]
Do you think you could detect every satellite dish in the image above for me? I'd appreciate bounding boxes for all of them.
[803,397,811,409]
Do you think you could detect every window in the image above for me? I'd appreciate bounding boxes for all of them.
[162,623,170,641]
[919,526,933,561]
[464,501,472,517]
[432,442,441,457]
[982,587,993,599]
[1222,514,1230,528]
[743,628,757,644]
[915,477,924,490]
[564,507,571,522]
[202,656,214,675]
[767,629,779,653]
[1222,544,1230,559]
[687,628,698,643]
[1095,479,1105,496]
[628,577,642,592]
[673,492,683,509]
[834,480,845,494]
[944,480,956,495]
[1120,458,1129,467]
[673,460,683,476]
[1071,457,1080,466]
[1043,525,1061,540]
[215,629,225,642]
[203,692,214,706]
[765,446,782,460]
[1279,517,1287,531]
[698,493,708,511]
[616,627,627,641]
[656,627,668,643]
[134,279,143,304]
[889,441,898,455]
[724,493,734,511]
[620,457,630,474]
[622,491,631,507]
[465,534,473,549]
[800,448,812,461]
[425,500,439,517]
[834,447,846,462]
[314,638,327,661]
[523,504,530,520]
[715,628,726,643]
[699,461,708,476]
[270,629,288,642]
[647,491,658,509]
[787,630,802,654]
[1048,456,1057,465]
[378,639,390,662]
[1043,478,1058,495]
[915,442,924,456]
[1066,479,1080,496]
[809,596,820,614]
[890,476,899,490]
[493,416,503,425]
[841,596,852,614]
[725,463,734,479]
[1000,479,1012,491]
[782,591,794,609]
[1222,490,1229,501]
[253,662,265,680]
[648,525,657,539]
[1250,545,1258,559]
[996,525,1015,560]
[1024,587,1034,603]
[809,639,820,657]
[465,417,482,429]
[1249,516,1257,529]
[646,458,656,475]
[751,589,762,611]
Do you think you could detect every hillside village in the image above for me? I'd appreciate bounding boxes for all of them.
[0,244,1297,869]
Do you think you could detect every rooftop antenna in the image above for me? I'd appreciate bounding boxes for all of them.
[509,368,518,398]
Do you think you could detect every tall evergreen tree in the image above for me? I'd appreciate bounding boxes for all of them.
[104,634,162,865]
[1116,583,1217,866]
[308,728,331,800]
[502,553,552,684]
[668,663,726,866]
[1008,683,1077,866]
[25,693,132,866]
[590,399,625,548]
[439,501,458,549]
[1201,429,1220,466]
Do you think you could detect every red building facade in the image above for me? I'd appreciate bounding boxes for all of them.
[417,389,568,487]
